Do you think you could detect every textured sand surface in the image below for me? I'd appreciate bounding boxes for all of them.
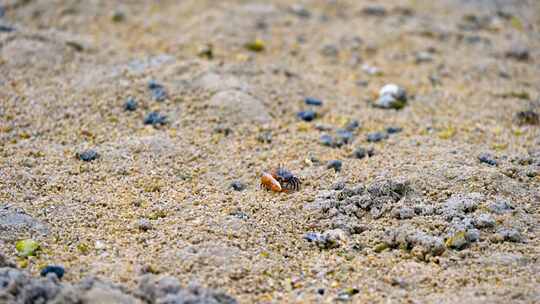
[1,0,539,303]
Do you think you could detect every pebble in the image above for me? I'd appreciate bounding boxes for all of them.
[335,129,354,146]
[514,110,539,125]
[304,229,345,249]
[305,97,323,106]
[361,5,387,16]
[353,146,374,159]
[138,219,153,231]
[478,153,497,166]
[496,228,522,242]
[415,51,433,63]
[326,160,342,172]
[473,214,495,229]
[320,134,334,147]
[297,110,317,122]
[40,265,65,279]
[345,120,360,131]
[445,231,469,250]
[230,181,246,191]
[505,44,529,61]
[367,132,388,143]
[144,112,167,126]
[0,25,14,32]
[489,198,514,214]
[374,84,408,109]
[78,149,99,162]
[386,127,402,134]
[124,98,137,111]
[290,4,311,18]
[148,80,168,102]
[361,64,381,76]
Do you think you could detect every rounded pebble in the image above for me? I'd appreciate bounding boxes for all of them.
[78,149,99,162]
[297,110,317,122]
[305,97,323,106]
[40,265,65,279]
[327,160,342,172]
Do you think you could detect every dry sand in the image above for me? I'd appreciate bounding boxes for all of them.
[1,0,539,303]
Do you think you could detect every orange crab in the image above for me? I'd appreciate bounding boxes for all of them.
[260,166,301,192]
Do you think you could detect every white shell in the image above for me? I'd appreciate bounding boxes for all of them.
[379,83,401,97]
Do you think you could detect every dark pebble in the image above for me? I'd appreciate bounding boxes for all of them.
[305,97,323,106]
[78,149,99,162]
[346,120,360,131]
[327,160,342,172]
[124,98,137,111]
[353,146,374,159]
[478,153,497,166]
[148,80,168,102]
[362,6,387,16]
[230,181,246,191]
[144,112,167,126]
[320,134,334,147]
[505,44,529,61]
[317,288,325,295]
[514,110,539,125]
[40,265,65,279]
[386,127,402,134]
[335,129,354,146]
[0,25,14,32]
[297,110,317,122]
[367,132,388,142]
[257,131,272,143]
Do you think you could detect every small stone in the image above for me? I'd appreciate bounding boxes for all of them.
[374,84,408,109]
[415,51,433,63]
[386,127,402,134]
[290,4,311,18]
[112,11,125,22]
[327,160,342,172]
[396,207,415,219]
[489,199,514,214]
[373,243,389,253]
[138,219,153,232]
[245,39,265,52]
[474,214,495,229]
[361,64,382,76]
[335,129,354,146]
[317,288,325,295]
[0,25,15,32]
[40,265,65,279]
[197,44,213,59]
[353,146,374,159]
[345,120,360,131]
[144,112,167,126]
[304,229,345,249]
[78,149,99,162]
[336,288,360,302]
[148,80,168,102]
[321,44,339,57]
[505,44,529,61]
[362,6,387,16]
[445,231,469,250]
[514,110,539,126]
[297,110,317,122]
[305,97,323,106]
[124,98,137,111]
[230,181,246,191]
[257,131,272,143]
[478,153,497,166]
[320,134,334,147]
[496,228,522,242]
[367,132,388,143]
[331,182,346,190]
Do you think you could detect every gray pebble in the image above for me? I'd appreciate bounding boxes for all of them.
[327,160,343,172]
[138,219,153,231]
[474,214,496,229]
[367,132,388,143]
[497,228,522,243]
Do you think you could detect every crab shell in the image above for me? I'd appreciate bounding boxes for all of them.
[261,172,282,192]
